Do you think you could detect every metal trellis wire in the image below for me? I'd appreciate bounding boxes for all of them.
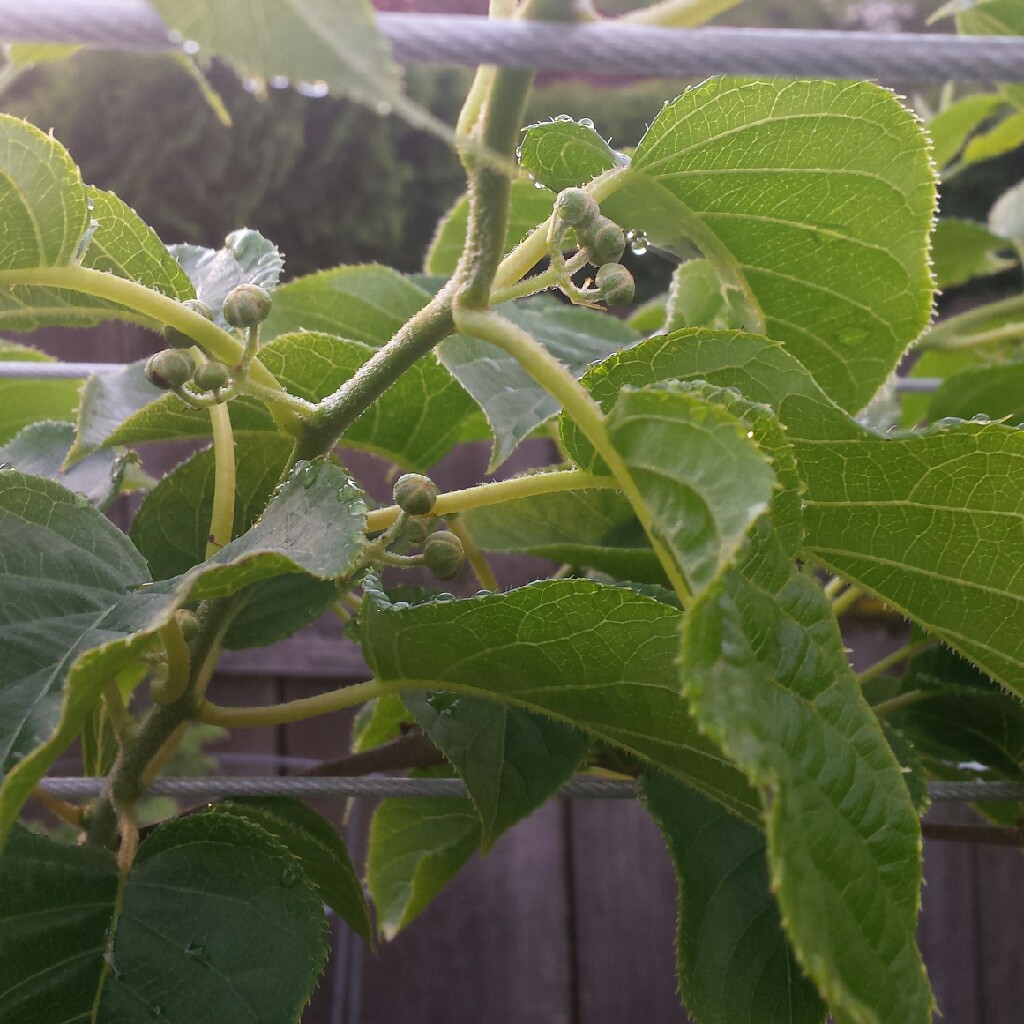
[0,3,1023,82]
[33,774,1024,802]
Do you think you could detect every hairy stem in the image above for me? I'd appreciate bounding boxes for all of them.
[364,467,615,533]
[198,679,394,729]
[206,401,236,557]
[448,517,500,591]
[152,620,191,706]
[453,306,693,606]
[831,584,862,617]
[857,639,936,687]
[872,689,931,719]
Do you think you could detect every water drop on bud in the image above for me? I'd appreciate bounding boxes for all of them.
[393,474,438,516]
[422,530,465,581]
[145,350,194,390]
[222,284,272,329]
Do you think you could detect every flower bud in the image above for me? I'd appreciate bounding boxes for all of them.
[145,350,195,390]
[595,263,635,306]
[223,284,272,329]
[402,515,433,547]
[393,473,438,516]
[554,188,599,230]
[193,361,231,392]
[423,530,465,580]
[584,218,625,265]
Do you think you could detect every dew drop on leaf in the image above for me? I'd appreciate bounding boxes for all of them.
[182,39,200,56]
[297,80,329,98]
[555,113,573,122]
[578,117,595,129]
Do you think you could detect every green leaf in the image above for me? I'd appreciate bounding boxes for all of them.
[70,360,273,463]
[961,107,1024,166]
[878,722,930,817]
[438,299,639,469]
[602,382,779,595]
[262,263,428,343]
[931,218,1016,289]
[927,92,1006,168]
[351,692,411,752]
[130,434,294,580]
[96,810,327,1023]
[215,797,373,945]
[798,420,1024,695]
[957,0,1024,109]
[362,578,758,821]
[0,115,88,270]
[426,179,555,277]
[681,531,933,1024]
[518,116,626,192]
[222,573,340,651]
[262,331,476,470]
[600,80,935,412]
[4,44,81,69]
[0,340,80,444]
[462,484,667,584]
[366,786,481,939]
[404,692,589,850]
[83,186,194,301]
[927,362,1024,422]
[0,461,368,842]
[0,826,118,1022]
[148,0,401,109]
[0,421,129,508]
[168,228,283,329]
[641,773,827,1024]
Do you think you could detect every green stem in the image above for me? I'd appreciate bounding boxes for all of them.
[856,639,935,687]
[198,679,393,729]
[453,306,693,607]
[918,293,1024,351]
[449,517,500,591]
[0,266,302,431]
[363,467,615,532]
[151,620,191,706]
[831,584,862,617]
[619,0,745,26]
[206,401,236,557]
[872,689,932,719]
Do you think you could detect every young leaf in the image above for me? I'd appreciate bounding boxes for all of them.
[366,787,482,940]
[130,434,295,579]
[403,692,589,850]
[603,382,779,595]
[0,340,80,444]
[603,80,935,413]
[439,299,640,469]
[0,421,129,509]
[221,572,340,651]
[426,179,556,276]
[927,92,1006,169]
[0,826,118,1022]
[215,797,373,945]
[931,218,1016,289]
[681,532,933,1024]
[641,773,827,1024]
[989,178,1024,246]
[351,692,412,752]
[665,259,747,332]
[518,117,626,193]
[361,578,758,821]
[462,485,667,584]
[168,228,283,329]
[96,811,327,1023]
[148,0,401,111]
[961,108,1024,166]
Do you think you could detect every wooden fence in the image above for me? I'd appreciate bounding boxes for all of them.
[24,324,1024,1023]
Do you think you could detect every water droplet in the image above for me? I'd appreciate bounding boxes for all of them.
[578,117,595,129]
[834,325,866,348]
[555,113,573,122]
[301,462,320,489]
[182,39,200,56]
[746,430,755,439]
[971,413,991,424]
[533,179,547,190]
[375,100,393,117]
[242,76,264,96]
[627,229,649,256]
[149,1006,164,1019]
[297,80,329,98]
[269,75,289,90]
[280,865,302,888]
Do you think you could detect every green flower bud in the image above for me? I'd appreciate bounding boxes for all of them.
[174,608,200,641]
[193,360,231,392]
[554,188,599,230]
[145,350,195,390]
[393,473,438,516]
[163,299,214,349]
[423,530,465,581]
[584,218,625,265]
[595,263,635,306]
[223,284,272,329]
[402,515,433,547]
